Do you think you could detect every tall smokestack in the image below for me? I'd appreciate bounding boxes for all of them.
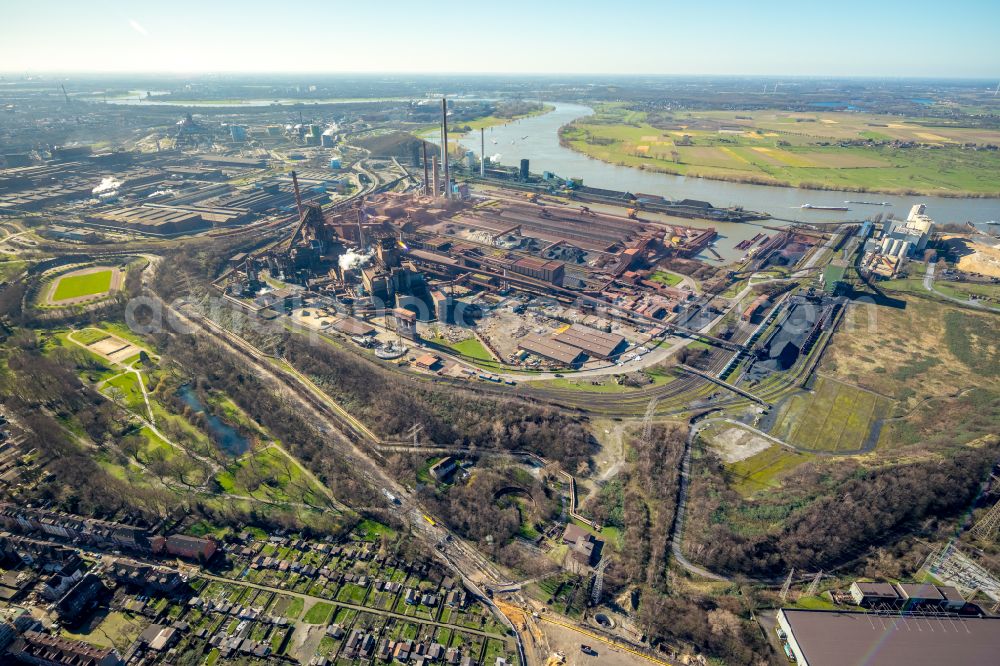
[356,206,365,250]
[291,171,304,219]
[441,97,450,200]
[480,127,485,177]
[432,156,440,197]
[422,142,430,196]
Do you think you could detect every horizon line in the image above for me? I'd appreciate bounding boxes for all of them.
[1,71,997,82]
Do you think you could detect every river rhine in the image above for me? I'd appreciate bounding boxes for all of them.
[444,102,999,263]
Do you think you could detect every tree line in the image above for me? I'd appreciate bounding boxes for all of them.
[684,442,1000,577]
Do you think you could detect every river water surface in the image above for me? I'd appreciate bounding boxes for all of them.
[444,103,999,262]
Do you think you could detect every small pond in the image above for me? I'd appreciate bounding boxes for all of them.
[178,385,250,456]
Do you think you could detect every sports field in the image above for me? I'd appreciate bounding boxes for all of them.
[772,376,887,452]
[51,267,115,302]
[560,105,1000,195]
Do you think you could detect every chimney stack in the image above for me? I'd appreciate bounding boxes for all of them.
[441,97,450,200]
[480,127,485,177]
[291,170,304,220]
[432,156,440,197]
[422,142,430,196]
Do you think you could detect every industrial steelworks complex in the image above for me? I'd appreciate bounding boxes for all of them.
[222,168,726,375]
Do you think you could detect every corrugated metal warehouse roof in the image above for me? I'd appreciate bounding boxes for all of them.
[554,323,627,359]
[518,333,586,366]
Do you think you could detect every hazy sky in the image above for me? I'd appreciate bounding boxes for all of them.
[2,0,997,77]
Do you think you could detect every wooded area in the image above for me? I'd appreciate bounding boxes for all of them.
[684,442,1000,576]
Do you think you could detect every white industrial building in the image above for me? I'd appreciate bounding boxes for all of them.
[881,203,934,258]
[860,203,935,277]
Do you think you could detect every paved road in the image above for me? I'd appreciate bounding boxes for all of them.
[669,420,731,582]
[924,260,1000,312]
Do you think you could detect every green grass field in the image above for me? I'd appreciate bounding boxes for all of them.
[560,105,1000,196]
[72,328,111,345]
[103,372,146,412]
[357,519,396,541]
[62,610,146,650]
[772,377,887,452]
[537,367,675,393]
[416,103,553,139]
[0,260,27,281]
[725,445,814,496]
[426,334,497,365]
[451,337,493,361]
[882,276,1000,303]
[52,269,113,301]
[283,597,304,620]
[649,270,683,287]
[303,601,335,625]
[213,446,333,508]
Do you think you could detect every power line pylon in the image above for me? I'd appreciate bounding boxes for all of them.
[972,499,1000,542]
[641,397,659,444]
[591,558,609,606]
[406,423,423,448]
[806,571,823,597]
[780,568,795,602]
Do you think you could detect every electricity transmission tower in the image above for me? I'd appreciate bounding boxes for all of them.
[406,423,423,448]
[641,397,659,444]
[779,569,795,602]
[591,558,610,606]
[972,499,1000,542]
[806,571,823,597]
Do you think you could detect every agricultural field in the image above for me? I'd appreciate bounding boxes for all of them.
[560,105,1000,195]
[771,375,888,452]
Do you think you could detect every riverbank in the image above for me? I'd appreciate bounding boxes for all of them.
[415,103,554,142]
[442,102,1000,227]
[557,105,1000,198]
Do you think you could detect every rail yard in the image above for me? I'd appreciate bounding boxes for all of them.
[0,70,998,666]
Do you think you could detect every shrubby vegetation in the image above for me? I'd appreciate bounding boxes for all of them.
[601,424,685,593]
[684,442,999,576]
[0,331,174,519]
[286,335,595,467]
[152,331,378,510]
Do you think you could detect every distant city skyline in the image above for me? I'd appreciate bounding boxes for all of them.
[2,0,998,78]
